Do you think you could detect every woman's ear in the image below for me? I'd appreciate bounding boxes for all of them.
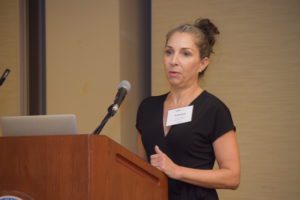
[199,57,210,73]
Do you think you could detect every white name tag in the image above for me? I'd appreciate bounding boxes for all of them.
[166,105,193,126]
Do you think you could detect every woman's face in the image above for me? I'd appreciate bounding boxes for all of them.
[164,32,208,89]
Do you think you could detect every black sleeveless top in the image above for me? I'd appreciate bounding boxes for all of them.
[136,91,235,200]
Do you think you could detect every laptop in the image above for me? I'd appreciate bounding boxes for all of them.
[0,114,77,136]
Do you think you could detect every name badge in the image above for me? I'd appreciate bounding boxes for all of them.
[166,105,193,126]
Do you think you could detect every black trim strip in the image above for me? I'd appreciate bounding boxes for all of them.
[28,0,46,115]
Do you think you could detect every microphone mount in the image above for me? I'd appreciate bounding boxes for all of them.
[92,104,115,135]
[92,80,131,135]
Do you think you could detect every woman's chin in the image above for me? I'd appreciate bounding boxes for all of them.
[168,79,184,88]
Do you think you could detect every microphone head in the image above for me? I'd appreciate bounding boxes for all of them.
[118,80,131,92]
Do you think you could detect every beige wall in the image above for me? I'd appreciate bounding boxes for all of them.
[46,0,121,142]
[0,0,26,135]
[119,0,150,152]
[46,0,148,151]
[0,0,148,150]
[152,0,300,199]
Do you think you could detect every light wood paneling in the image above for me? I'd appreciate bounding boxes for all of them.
[0,0,27,136]
[46,0,121,141]
[46,0,150,152]
[119,0,151,152]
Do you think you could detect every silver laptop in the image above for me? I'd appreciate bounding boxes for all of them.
[0,114,77,136]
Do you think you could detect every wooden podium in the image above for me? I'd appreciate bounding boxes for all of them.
[0,135,168,200]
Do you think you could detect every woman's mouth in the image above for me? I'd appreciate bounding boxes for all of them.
[168,71,179,77]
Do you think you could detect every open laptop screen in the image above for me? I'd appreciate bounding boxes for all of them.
[0,114,77,136]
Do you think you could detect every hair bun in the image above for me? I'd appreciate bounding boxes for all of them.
[194,18,220,46]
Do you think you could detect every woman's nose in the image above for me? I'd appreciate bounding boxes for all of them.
[170,53,179,65]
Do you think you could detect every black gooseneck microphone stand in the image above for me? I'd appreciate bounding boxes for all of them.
[0,68,10,87]
[92,104,117,135]
[92,80,130,135]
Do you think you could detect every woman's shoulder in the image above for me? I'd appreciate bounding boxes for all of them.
[137,93,168,115]
[139,93,168,106]
[201,90,231,111]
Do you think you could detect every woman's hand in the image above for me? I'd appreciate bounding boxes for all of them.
[149,131,240,189]
[150,145,181,179]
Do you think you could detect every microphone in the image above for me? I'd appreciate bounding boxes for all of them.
[111,80,131,115]
[93,80,131,135]
[0,68,11,87]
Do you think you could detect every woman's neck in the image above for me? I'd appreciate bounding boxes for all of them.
[168,84,203,107]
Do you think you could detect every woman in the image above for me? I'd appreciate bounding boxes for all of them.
[136,18,240,200]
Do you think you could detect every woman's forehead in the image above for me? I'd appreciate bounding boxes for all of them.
[166,32,198,49]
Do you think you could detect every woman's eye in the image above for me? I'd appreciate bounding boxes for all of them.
[183,51,191,56]
[165,49,172,56]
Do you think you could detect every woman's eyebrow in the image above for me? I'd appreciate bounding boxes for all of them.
[165,45,193,51]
